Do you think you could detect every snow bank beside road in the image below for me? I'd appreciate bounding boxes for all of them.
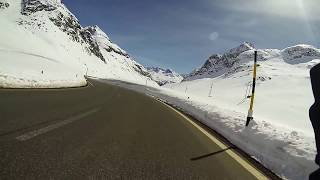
[0,49,86,88]
[152,88,317,180]
[158,44,320,179]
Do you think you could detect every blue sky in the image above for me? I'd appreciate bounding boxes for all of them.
[64,0,320,73]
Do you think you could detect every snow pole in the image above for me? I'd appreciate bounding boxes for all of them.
[84,64,88,77]
[246,50,258,126]
[209,80,214,97]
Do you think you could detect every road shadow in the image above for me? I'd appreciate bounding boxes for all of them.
[190,146,235,161]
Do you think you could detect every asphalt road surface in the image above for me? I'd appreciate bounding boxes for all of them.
[0,79,272,179]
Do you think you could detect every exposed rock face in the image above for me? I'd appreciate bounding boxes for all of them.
[22,0,57,15]
[191,54,222,76]
[185,42,255,80]
[220,42,255,67]
[281,44,320,64]
[84,26,129,58]
[17,0,155,79]
[21,0,106,62]
[80,27,106,62]
[227,42,255,58]
[49,12,81,41]
[135,64,152,78]
[82,25,152,77]
[185,42,320,81]
[283,45,320,58]
[0,1,9,9]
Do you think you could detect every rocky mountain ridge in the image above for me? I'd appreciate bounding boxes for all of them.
[185,43,320,81]
[147,67,183,86]
[17,0,151,79]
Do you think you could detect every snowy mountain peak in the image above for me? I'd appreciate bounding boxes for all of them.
[84,25,128,57]
[147,67,176,75]
[147,67,183,86]
[203,54,222,68]
[227,42,255,57]
[165,69,173,74]
[0,0,158,87]
[281,44,320,64]
[21,0,131,61]
[85,25,110,40]
[184,42,255,81]
[185,42,320,81]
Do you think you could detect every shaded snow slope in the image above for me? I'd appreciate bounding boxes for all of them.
[0,0,157,88]
[147,67,183,86]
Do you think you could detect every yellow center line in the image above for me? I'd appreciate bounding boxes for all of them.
[156,99,268,180]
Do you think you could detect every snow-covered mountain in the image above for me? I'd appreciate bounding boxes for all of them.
[0,0,157,88]
[146,67,183,86]
[185,42,256,81]
[185,42,320,81]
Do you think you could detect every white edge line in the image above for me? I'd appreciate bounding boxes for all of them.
[156,99,268,180]
[16,108,100,141]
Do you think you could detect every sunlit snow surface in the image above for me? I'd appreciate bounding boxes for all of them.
[0,0,158,88]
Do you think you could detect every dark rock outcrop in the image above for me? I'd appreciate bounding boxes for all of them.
[146,67,183,85]
[18,0,153,79]
[185,42,255,80]
[0,1,9,9]
[21,0,106,62]
[80,28,106,62]
[134,64,152,78]
[282,45,320,64]
[22,0,57,15]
